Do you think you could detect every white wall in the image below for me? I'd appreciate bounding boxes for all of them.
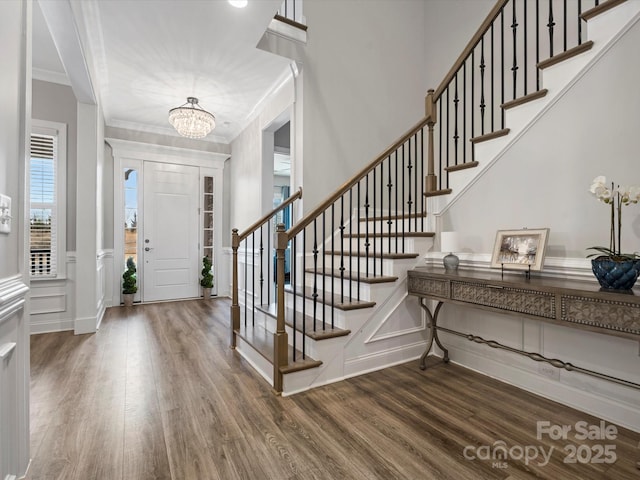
[423,0,496,89]
[229,73,295,231]
[437,18,640,431]
[301,0,430,209]
[0,1,31,477]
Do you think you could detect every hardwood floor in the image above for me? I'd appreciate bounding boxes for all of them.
[28,298,639,479]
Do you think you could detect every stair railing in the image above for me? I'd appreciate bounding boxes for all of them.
[230,187,302,350]
[426,0,607,192]
[270,118,433,391]
[248,0,615,393]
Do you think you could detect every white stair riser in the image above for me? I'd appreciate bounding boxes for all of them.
[324,255,421,276]
[356,217,422,233]
[301,273,373,301]
[337,236,433,253]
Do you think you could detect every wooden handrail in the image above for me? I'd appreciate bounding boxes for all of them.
[238,186,302,242]
[286,116,430,239]
[434,0,509,99]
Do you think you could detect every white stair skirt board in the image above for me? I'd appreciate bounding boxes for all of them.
[235,335,274,385]
[430,1,640,217]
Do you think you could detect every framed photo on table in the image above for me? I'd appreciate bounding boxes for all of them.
[490,228,550,271]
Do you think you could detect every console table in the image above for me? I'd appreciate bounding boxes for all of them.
[407,267,640,389]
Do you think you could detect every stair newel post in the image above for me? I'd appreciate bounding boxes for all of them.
[425,89,438,193]
[274,223,289,394]
[230,228,240,349]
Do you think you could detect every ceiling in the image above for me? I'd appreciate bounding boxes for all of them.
[32,0,293,144]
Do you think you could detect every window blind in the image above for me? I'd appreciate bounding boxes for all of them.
[30,133,57,277]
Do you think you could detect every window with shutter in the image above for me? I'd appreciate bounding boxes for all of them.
[30,120,66,279]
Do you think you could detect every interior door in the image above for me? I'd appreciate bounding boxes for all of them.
[142,161,199,302]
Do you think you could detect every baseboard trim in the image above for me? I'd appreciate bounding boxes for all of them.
[429,346,640,432]
[74,316,97,335]
[344,341,426,378]
[31,319,74,334]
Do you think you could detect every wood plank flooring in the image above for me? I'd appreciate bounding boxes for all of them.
[28,298,640,479]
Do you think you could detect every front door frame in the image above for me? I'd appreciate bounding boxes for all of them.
[108,138,228,306]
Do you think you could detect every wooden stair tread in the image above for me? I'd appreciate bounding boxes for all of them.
[471,128,510,144]
[257,304,351,340]
[324,251,419,259]
[285,285,376,310]
[342,231,435,238]
[304,268,397,284]
[235,323,322,373]
[358,212,427,222]
[581,0,626,22]
[444,161,479,173]
[501,89,548,110]
[537,41,594,70]
[424,188,452,197]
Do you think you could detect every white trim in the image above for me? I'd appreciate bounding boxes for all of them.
[74,315,98,335]
[106,138,229,168]
[32,67,70,86]
[30,119,67,280]
[108,119,230,145]
[111,140,226,305]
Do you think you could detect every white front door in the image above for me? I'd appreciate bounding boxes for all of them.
[142,161,199,302]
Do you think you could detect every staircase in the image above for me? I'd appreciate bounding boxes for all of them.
[231,0,640,395]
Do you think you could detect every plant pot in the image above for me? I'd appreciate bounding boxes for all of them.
[202,287,212,299]
[591,257,640,291]
[123,293,135,307]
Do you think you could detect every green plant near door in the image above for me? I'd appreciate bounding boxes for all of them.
[200,255,214,289]
[122,257,138,294]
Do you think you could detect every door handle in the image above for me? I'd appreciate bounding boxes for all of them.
[145,247,153,252]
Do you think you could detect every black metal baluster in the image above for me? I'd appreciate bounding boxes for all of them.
[349,189,353,301]
[312,219,318,331]
[524,0,528,95]
[472,48,476,143]
[401,143,406,253]
[387,155,393,253]
[501,8,505,128]
[267,221,271,304]
[365,175,370,278]
[462,62,467,165]
[244,239,247,326]
[413,133,418,231]
[438,97,443,191]
[548,0,555,58]
[480,38,486,135]
[357,183,361,301]
[373,166,376,277]
[420,129,424,231]
[331,204,334,329]
[252,232,256,325]
[292,235,296,359]
[453,74,459,166]
[259,226,264,306]
[563,0,568,52]
[407,139,413,238]
[395,151,399,251]
[511,0,518,100]
[340,196,344,303]
[578,0,583,45]
[536,0,540,90]
[446,86,450,180]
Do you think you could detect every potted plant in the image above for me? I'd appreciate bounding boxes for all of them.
[587,176,640,290]
[200,255,214,298]
[122,256,137,306]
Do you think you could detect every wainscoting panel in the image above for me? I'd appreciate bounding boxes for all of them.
[0,274,29,479]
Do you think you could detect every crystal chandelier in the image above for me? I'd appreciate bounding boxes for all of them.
[168,97,215,139]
